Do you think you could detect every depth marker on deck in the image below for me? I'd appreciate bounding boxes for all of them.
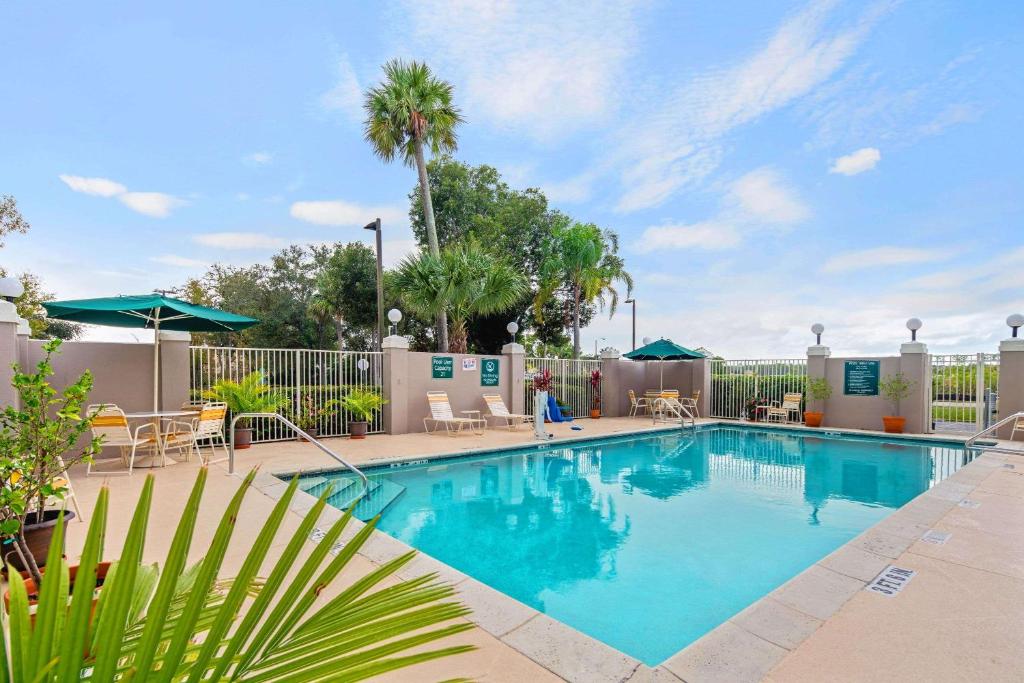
[920,529,952,545]
[866,566,916,597]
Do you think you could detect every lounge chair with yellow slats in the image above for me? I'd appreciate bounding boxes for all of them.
[166,401,229,465]
[766,393,803,424]
[424,392,485,436]
[482,393,534,430]
[87,404,159,475]
[628,389,651,417]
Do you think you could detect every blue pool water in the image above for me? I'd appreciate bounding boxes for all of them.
[297,426,970,665]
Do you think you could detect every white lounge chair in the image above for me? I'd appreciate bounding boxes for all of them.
[165,401,230,465]
[1011,416,1024,441]
[628,390,651,417]
[766,393,803,424]
[87,404,159,475]
[483,393,534,430]
[424,391,485,436]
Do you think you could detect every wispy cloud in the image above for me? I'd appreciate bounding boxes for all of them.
[829,147,881,175]
[193,232,290,250]
[150,254,207,268]
[614,0,893,211]
[320,53,364,122]
[243,151,273,165]
[821,245,955,273]
[59,174,187,217]
[290,199,405,226]
[636,222,741,253]
[542,171,599,204]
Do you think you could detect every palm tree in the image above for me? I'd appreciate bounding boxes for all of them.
[394,239,527,353]
[364,59,463,351]
[535,222,633,358]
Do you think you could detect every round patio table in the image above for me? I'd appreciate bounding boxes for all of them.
[125,410,198,467]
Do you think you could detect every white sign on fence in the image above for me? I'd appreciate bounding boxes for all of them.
[462,358,477,371]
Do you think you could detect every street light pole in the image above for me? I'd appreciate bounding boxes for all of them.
[625,298,636,350]
[364,218,384,351]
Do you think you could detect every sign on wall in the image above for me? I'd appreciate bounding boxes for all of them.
[844,360,880,396]
[432,356,454,379]
[462,358,477,371]
[481,358,500,386]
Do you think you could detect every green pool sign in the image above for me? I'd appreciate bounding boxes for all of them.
[844,360,880,396]
[481,358,500,386]
[431,356,454,379]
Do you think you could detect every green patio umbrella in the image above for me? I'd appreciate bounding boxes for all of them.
[43,293,258,410]
[623,338,705,391]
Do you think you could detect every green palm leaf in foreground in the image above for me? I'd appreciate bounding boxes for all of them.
[0,468,475,681]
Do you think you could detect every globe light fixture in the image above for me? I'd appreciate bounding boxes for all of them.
[1008,313,1024,338]
[906,317,923,342]
[387,308,402,336]
[810,323,824,345]
[642,336,652,346]
[356,358,370,372]
[0,276,24,302]
[506,321,519,342]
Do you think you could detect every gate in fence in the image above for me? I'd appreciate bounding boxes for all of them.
[190,346,384,443]
[929,353,999,434]
[709,359,808,419]
[524,357,601,420]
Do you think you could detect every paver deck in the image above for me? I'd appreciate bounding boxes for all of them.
[64,418,1024,682]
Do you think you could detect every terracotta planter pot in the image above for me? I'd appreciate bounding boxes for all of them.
[299,427,319,442]
[590,409,601,419]
[804,411,824,427]
[233,426,253,449]
[349,421,368,439]
[882,416,906,434]
[6,562,112,630]
[3,509,75,573]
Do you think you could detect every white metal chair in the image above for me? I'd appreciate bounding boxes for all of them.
[628,390,651,417]
[166,401,229,465]
[1012,416,1024,441]
[766,393,803,424]
[681,390,701,418]
[482,393,534,430]
[87,404,159,475]
[423,392,485,436]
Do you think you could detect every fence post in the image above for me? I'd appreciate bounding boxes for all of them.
[503,342,526,415]
[899,341,930,434]
[806,344,830,417]
[599,348,621,417]
[997,337,1024,438]
[382,335,410,435]
[975,352,986,433]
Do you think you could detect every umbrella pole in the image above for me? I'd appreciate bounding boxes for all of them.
[660,360,664,391]
[153,311,161,412]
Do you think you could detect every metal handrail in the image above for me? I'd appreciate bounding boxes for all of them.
[964,411,1024,451]
[228,412,369,497]
[651,397,696,428]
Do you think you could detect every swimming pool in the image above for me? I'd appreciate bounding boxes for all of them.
[293,425,971,665]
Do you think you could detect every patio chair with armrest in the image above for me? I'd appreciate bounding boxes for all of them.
[766,393,803,424]
[628,389,651,417]
[87,404,159,475]
[482,393,534,430]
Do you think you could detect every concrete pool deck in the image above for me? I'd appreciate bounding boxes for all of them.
[65,417,1024,682]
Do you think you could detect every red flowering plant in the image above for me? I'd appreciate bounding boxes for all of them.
[532,368,553,393]
[744,396,768,420]
[590,369,602,411]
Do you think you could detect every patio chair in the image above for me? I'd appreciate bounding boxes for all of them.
[628,389,651,417]
[87,404,159,475]
[45,456,83,522]
[766,393,803,424]
[680,390,701,418]
[1012,416,1024,441]
[165,401,229,465]
[424,391,485,436]
[482,393,534,430]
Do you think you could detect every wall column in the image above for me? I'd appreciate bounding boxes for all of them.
[690,358,712,418]
[158,330,191,410]
[0,300,21,408]
[383,335,410,435]
[899,341,930,434]
[600,348,622,417]
[997,338,1024,438]
[502,342,526,415]
[806,345,831,415]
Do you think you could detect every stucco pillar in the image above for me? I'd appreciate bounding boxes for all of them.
[0,300,20,409]
[807,345,831,413]
[690,358,712,418]
[158,330,191,410]
[997,338,1024,438]
[899,341,930,434]
[600,348,621,417]
[383,335,410,435]
[502,342,526,415]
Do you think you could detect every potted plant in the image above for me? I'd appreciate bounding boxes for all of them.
[533,368,553,423]
[744,396,767,421]
[203,371,288,449]
[0,339,101,585]
[804,377,832,427]
[880,372,914,433]
[293,393,341,441]
[340,389,386,439]
[590,369,602,418]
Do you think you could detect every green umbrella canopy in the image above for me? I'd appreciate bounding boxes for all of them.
[623,338,705,361]
[42,294,258,332]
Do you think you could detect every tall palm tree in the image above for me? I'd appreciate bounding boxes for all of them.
[535,222,634,358]
[364,59,463,351]
[394,239,527,353]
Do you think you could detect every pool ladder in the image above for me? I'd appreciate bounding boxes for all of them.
[964,411,1024,456]
[650,398,697,429]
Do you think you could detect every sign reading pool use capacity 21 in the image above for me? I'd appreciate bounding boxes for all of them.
[431,356,454,379]
[844,360,880,396]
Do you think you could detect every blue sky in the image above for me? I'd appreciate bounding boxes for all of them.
[2,0,1022,356]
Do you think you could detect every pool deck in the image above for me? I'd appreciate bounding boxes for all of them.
[65,417,1024,682]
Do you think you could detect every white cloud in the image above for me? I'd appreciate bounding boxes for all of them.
[117,192,187,218]
[541,171,597,204]
[397,0,641,140]
[729,168,810,223]
[236,192,250,201]
[58,174,127,197]
[150,254,207,268]
[382,239,420,268]
[829,147,881,175]
[290,199,406,227]
[614,0,891,211]
[821,246,954,274]
[915,103,980,138]
[320,53,364,122]
[243,151,273,165]
[636,222,742,253]
[192,232,290,250]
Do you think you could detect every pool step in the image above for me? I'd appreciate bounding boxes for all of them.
[327,476,379,511]
[298,474,359,500]
[352,478,406,521]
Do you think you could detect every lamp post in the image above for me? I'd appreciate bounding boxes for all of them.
[906,317,922,342]
[507,321,519,343]
[1007,314,1024,338]
[624,298,636,350]
[594,336,606,357]
[811,323,824,345]
[364,218,384,351]
[388,308,403,337]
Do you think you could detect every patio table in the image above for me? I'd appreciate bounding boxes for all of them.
[125,410,198,467]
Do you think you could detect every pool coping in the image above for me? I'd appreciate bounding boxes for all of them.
[242,421,1016,683]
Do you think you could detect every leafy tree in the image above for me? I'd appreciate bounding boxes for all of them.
[313,242,378,350]
[364,59,463,351]
[536,222,634,358]
[0,195,30,248]
[393,239,527,353]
